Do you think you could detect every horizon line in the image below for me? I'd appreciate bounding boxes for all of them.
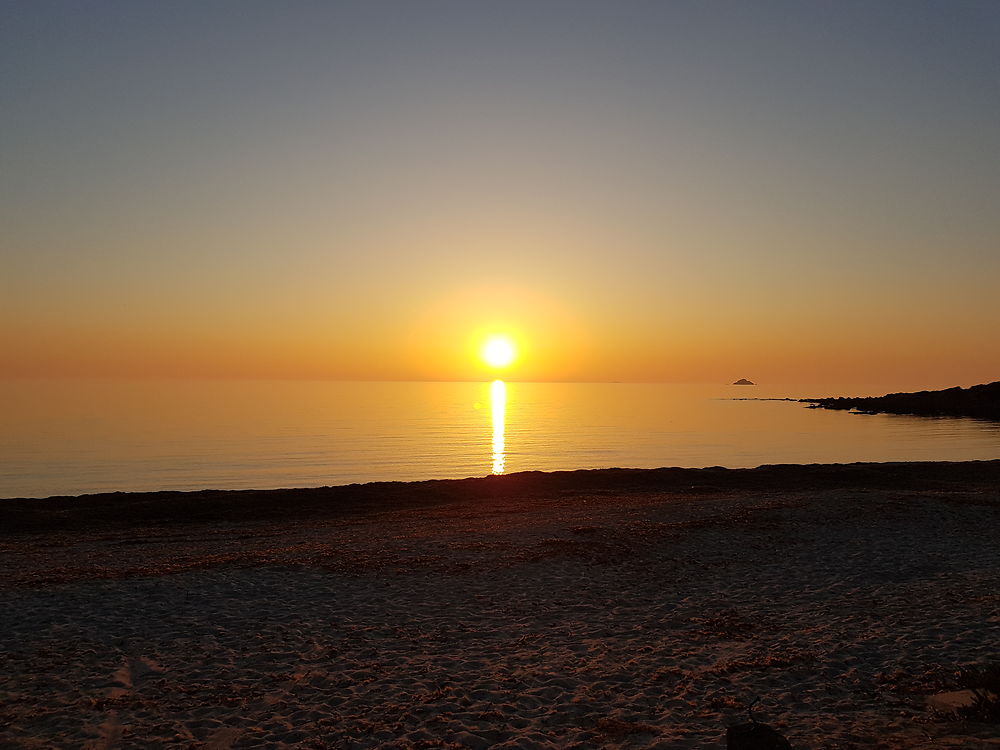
[0,374,991,389]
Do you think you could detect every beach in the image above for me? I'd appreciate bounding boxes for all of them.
[2,461,999,749]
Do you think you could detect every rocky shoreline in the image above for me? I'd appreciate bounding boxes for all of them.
[801,381,1000,421]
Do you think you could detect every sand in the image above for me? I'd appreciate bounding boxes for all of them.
[1,461,999,749]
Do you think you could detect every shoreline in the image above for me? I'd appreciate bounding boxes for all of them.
[4,458,1000,533]
[2,459,998,748]
[801,381,1000,421]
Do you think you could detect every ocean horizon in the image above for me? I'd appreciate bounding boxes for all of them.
[2,379,997,500]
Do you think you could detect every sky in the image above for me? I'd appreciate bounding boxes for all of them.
[2,1,998,386]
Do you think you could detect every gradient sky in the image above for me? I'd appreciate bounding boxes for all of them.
[3,1,998,385]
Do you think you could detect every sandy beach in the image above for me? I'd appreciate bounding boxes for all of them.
[1,461,998,749]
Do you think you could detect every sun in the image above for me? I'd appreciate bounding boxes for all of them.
[481,335,516,369]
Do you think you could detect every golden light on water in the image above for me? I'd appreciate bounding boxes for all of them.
[491,379,506,475]
[482,336,516,369]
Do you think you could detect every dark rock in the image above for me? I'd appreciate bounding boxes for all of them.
[733,378,755,385]
[800,381,1000,421]
[726,721,792,749]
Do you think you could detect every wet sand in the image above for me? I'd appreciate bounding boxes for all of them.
[2,461,999,748]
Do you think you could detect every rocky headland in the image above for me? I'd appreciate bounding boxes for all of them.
[802,381,1000,420]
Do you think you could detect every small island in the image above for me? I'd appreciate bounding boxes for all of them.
[802,381,1000,420]
[732,378,755,385]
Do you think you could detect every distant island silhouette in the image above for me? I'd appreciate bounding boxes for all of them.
[802,381,1000,420]
[732,378,755,385]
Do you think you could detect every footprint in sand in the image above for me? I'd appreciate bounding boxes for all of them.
[204,727,244,749]
[108,654,164,696]
[84,713,122,750]
[86,656,166,748]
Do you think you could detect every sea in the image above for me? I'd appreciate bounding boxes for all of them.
[1,379,997,499]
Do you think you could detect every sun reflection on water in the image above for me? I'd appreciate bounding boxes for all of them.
[491,379,505,475]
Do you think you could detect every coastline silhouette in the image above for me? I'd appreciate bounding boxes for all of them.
[802,381,1000,420]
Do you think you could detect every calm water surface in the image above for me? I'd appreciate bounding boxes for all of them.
[1,380,997,498]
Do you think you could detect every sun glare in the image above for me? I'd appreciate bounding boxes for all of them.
[482,336,516,369]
